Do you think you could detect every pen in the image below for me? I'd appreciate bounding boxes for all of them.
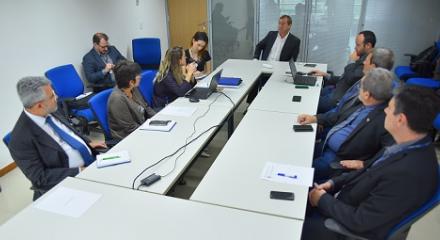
[277,173,297,179]
[102,156,120,161]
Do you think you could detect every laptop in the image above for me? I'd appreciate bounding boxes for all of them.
[185,69,222,100]
[289,59,317,86]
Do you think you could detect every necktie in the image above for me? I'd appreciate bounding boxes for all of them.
[46,116,94,166]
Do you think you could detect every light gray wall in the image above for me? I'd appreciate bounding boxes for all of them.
[0,0,169,168]
[363,0,440,68]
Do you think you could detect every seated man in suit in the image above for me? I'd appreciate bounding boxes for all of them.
[298,47,395,143]
[302,86,440,240]
[247,15,301,104]
[82,32,126,93]
[307,68,395,181]
[312,31,376,113]
[9,76,106,200]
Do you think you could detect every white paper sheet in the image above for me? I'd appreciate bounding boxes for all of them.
[34,186,101,218]
[261,162,314,187]
[160,106,197,117]
[96,150,131,168]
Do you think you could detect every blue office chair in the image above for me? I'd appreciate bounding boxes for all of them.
[132,38,161,70]
[406,77,440,89]
[45,64,96,134]
[433,114,440,131]
[3,132,11,147]
[395,41,440,81]
[138,70,157,106]
[88,89,113,141]
[325,165,440,240]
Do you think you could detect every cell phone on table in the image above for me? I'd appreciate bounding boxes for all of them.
[292,96,302,102]
[270,191,295,201]
[304,63,317,67]
[293,125,313,132]
[149,120,171,126]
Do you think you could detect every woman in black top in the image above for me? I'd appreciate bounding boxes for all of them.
[185,32,211,78]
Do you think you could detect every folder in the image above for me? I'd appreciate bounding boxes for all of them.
[217,77,242,88]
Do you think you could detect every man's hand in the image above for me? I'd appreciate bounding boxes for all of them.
[309,187,327,207]
[89,141,107,149]
[314,181,333,191]
[350,51,360,61]
[104,63,114,73]
[340,160,364,170]
[297,114,317,125]
[309,69,328,78]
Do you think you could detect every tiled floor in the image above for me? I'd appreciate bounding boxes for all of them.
[1,103,439,239]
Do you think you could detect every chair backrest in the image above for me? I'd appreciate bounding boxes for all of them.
[406,78,440,89]
[434,113,440,131]
[3,132,11,147]
[45,64,84,99]
[132,38,161,70]
[88,89,113,140]
[387,165,440,239]
[138,70,157,106]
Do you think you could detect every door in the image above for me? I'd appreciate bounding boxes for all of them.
[167,0,208,50]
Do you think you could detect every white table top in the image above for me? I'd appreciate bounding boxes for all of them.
[77,100,232,194]
[248,62,327,115]
[0,177,304,240]
[191,109,317,220]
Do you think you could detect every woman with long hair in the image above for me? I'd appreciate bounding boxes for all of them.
[153,46,197,109]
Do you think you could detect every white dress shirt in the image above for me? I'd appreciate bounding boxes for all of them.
[267,32,289,61]
[24,110,90,168]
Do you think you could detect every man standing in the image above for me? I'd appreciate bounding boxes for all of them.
[82,32,126,92]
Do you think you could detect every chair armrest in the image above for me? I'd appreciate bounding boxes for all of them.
[404,53,417,62]
[324,218,369,240]
[87,82,114,89]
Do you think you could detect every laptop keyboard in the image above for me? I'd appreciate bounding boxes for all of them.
[294,75,317,86]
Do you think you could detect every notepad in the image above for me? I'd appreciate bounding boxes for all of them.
[261,162,314,187]
[140,119,177,132]
[34,186,101,218]
[74,92,93,100]
[96,150,131,168]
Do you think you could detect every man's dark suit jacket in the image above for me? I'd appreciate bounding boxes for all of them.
[82,46,126,92]
[330,103,394,161]
[317,98,362,129]
[253,31,300,61]
[318,137,438,239]
[8,111,96,200]
[324,54,366,107]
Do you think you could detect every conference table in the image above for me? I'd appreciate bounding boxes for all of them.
[77,59,318,194]
[1,59,327,239]
[0,177,304,240]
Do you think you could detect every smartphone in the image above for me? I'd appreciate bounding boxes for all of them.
[292,96,302,102]
[270,191,295,201]
[293,125,313,132]
[149,120,171,126]
[295,85,309,89]
[304,63,317,67]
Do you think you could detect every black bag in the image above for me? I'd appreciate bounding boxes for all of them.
[410,44,439,77]
[64,93,95,110]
